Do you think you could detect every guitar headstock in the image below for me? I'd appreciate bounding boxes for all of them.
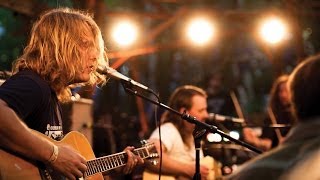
[140,140,159,165]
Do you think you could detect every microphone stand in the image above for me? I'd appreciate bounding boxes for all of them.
[120,81,262,179]
[193,126,207,180]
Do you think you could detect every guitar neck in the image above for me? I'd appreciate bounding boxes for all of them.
[85,147,149,177]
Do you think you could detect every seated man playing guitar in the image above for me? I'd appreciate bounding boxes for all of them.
[144,85,219,180]
[0,7,143,180]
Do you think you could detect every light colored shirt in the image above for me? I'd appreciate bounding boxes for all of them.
[150,122,204,163]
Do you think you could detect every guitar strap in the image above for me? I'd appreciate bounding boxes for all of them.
[55,104,63,135]
[38,96,63,179]
[37,162,53,180]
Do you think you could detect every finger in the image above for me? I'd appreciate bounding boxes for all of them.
[126,159,136,174]
[79,155,87,165]
[129,163,135,174]
[137,157,144,164]
[126,150,134,164]
[124,149,136,174]
[126,162,134,174]
[78,163,87,173]
[123,165,130,174]
[124,146,134,151]
[64,172,76,180]
[73,168,84,179]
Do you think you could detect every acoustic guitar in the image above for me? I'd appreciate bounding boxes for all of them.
[0,130,158,180]
[143,156,222,180]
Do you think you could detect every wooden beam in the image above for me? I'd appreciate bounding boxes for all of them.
[110,7,187,67]
[105,11,171,20]
[0,0,47,17]
[108,42,181,59]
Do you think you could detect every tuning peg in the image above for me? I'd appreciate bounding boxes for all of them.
[150,159,158,165]
[150,153,159,158]
[140,139,148,145]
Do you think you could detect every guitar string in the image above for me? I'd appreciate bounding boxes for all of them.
[85,147,150,176]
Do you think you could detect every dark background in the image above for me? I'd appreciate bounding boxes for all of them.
[0,0,319,156]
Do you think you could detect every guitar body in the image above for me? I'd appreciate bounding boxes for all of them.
[143,171,175,180]
[143,156,221,180]
[56,131,103,180]
[0,131,103,180]
[0,149,42,180]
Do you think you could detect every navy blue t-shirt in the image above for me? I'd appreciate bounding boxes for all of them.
[0,70,63,140]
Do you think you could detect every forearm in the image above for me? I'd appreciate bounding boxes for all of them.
[161,154,193,177]
[0,99,53,163]
[147,152,193,178]
[146,139,195,177]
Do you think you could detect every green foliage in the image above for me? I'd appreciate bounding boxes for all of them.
[104,0,117,7]
[0,0,318,117]
[0,8,26,71]
[45,0,73,8]
[0,0,74,71]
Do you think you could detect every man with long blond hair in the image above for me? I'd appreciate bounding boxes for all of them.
[0,8,141,179]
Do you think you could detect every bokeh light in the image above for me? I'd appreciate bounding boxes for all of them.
[259,18,288,45]
[207,133,222,143]
[111,20,138,47]
[186,17,215,46]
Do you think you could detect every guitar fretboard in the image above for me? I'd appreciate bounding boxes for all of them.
[85,147,149,177]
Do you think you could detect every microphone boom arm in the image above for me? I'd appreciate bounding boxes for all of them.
[122,84,263,154]
[97,65,156,95]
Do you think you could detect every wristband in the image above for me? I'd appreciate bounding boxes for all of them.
[48,144,59,163]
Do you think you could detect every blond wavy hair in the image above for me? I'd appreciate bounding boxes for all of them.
[13,8,107,102]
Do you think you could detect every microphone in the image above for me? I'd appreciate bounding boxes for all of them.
[208,113,245,124]
[97,65,149,91]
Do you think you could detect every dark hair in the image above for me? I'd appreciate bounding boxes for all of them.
[288,54,320,121]
[269,75,289,113]
[161,85,207,148]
